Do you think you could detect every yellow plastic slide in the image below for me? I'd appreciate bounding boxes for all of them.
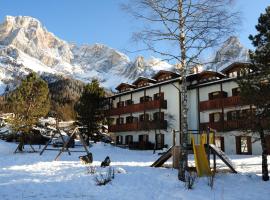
[192,136,212,177]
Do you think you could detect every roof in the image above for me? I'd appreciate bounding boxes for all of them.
[152,70,180,80]
[132,76,157,85]
[187,70,225,82]
[115,83,136,91]
[221,62,251,74]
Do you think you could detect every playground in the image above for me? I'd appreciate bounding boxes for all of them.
[0,140,269,200]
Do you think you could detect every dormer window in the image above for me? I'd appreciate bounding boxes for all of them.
[133,77,156,88]
[152,70,180,82]
[115,83,136,93]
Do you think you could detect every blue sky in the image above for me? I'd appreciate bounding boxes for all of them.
[0,0,269,60]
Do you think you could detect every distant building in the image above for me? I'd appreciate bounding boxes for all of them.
[106,62,270,155]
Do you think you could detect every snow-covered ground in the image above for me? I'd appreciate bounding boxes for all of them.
[0,140,269,200]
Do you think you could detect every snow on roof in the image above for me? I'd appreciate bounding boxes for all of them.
[115,83,136,91]
[151,70,180,80]
[132,76,157,85]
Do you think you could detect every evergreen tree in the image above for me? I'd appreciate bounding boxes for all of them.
[75,79,105,144]
[238,6,270,181]
[7,72,50,151]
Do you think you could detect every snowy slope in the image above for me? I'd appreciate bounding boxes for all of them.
[0,16,172,94]
[0,140,269,200]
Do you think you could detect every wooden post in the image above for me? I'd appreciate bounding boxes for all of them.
[207,127,210,165]
[173,146,180,169]
[213,130,216,173]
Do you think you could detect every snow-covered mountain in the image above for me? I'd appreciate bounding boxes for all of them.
[0,16,172,94]
[208,36,250,71]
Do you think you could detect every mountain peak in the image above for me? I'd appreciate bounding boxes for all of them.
[4,15,42,28]
[209,36,250,71]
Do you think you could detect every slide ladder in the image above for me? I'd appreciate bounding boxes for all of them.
[209,144,237,173]
[192,136,212,177]
[151,146,173,167]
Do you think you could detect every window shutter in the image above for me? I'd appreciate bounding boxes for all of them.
[209,113,214,122]
[220,137,225,151]
[235,136,241,154]
[145,113,149,121]
[227,111,232,121]
[160,112,164,120]
[208,93,213,100]
[247,136,252,154]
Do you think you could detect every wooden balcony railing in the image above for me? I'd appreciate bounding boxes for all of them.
[199,96,241,111]
[200,119,270,131]
[107,99,167,116]
[108,120,167,132]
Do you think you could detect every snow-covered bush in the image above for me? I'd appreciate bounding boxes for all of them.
[86,166,97,174]
[94,167,115,186]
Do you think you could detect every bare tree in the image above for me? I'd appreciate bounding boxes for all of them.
[123,0,239,181]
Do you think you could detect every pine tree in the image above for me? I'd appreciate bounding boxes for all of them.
[7,72,50,151]
[238,6,270,181]
[75,79,105,144]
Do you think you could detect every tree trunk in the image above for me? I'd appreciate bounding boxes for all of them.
[18,133,25,152]
[178,0,188,182]
[258,124,269,181]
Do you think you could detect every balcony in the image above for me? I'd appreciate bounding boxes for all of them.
[199,96,241,111]
[109,120,167,132]
[107,99,167,116]
[200,119,270,131]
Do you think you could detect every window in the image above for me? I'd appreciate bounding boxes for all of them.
[229,71,238,78]
[125,99,133,106]
[209,112,222,122]
[125,135,133,145]
[138,81,149,87]
[139,114,149,122]
[116,135,123,145]
[126,116,133,124]
[153,92,164,100]
[139,134,149,143]
[158,75,172,82]
[232,87,240,96]
[156,134,164,149]
[236,136,252,154]
[208,91,227,100]
[153,112,164,121]
[239,109,252,119]
[126,116,138,124]
[215,136,225,151]
[120,87,130,92]
[140,96,152,103]
[227,111,239,121]
[117,101,124,108]
[116,118,124,125]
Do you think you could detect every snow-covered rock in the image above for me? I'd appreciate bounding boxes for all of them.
[0,16,172,94]
[208,36,250,71]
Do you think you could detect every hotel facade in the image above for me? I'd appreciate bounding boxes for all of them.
[106,62,270,155]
